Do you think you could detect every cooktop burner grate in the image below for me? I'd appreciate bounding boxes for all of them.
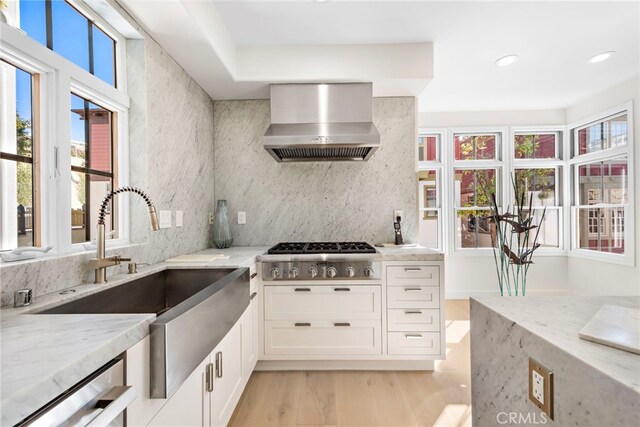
[267,241,376,255]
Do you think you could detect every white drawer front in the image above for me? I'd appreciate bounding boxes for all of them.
[265,320,382,355]
[387,266,439,286]
[264,285,381,320]
[387,309,440,332]
[388,332,441,355]
[387,286,440,309]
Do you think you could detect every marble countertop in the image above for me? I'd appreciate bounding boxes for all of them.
[0,245,268,425]
[375,245,444,261]
[472,296,640,394]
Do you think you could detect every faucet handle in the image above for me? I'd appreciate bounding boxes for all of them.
[14,289,33,307]
[115,256,132,263]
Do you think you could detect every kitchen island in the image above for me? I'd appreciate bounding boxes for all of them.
[470,296,640,427]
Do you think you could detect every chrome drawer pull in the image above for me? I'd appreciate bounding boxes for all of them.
[334,322,351,327]
[404,288,422,292]
[205,363,214,392]
[215,352,223,378]
[404,311,422,315]
[250,292,257,300]
[294,288,311,292]
[86,386,136,426]
[250,272,257,279]
[404,268,422,271]
[334,287,351,292]
[405,334,423,339]
[295,322,311,327]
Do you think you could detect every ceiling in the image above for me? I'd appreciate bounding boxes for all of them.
[122,0,640,112]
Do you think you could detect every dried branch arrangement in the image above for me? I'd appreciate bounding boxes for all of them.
[490,176,546,296]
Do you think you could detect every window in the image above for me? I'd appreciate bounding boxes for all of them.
[417,132,443,250]
[454,168,498,249]
[571,108,632,262]
[0,61,40,250]
[70,93,117,244]
[18,0,117,86]
[455,133,498,160]
[511,130,563,250]
[1,0,129,256]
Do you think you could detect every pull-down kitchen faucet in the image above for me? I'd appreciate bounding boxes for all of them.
[89,186,160,284]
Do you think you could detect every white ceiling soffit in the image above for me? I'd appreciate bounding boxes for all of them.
[214,0,640,112]
[119,0,433,100]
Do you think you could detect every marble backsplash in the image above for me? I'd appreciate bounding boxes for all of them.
[0,30,215,306]
[213,97,417,246]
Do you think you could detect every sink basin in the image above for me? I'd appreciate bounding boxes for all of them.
[38,269,236,316]
[36,267,250,400]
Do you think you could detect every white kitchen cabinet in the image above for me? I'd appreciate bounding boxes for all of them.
[210,319,244,427]
[147,357,208,427]
[385,262,444,357]
[242,294,258,375]
[264,285,381,320]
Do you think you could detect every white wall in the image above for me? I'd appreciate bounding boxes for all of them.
[420,109,570,298]
[566,77,640,295]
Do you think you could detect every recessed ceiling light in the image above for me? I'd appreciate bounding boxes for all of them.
[495,55,518,67]
[589,51,616,64]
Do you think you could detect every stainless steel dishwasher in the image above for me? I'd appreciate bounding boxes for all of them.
[18,358,134,426]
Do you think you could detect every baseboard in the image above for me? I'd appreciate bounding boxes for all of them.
[255,359,435,371]
[446,289,572,299]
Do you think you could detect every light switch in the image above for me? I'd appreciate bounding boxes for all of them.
[176,211,184,227]
[238,211,246,225]
[159,210,172,229]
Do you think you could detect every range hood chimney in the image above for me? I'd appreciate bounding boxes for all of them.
[263,83,380,162]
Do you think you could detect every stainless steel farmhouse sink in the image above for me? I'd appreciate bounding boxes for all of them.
[36,268,250,399]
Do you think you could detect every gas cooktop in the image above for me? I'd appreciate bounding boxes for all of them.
[267,241,377,255]
[261,241,381,281]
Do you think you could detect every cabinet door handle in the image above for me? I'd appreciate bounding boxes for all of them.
[333,287,351,292]
[404,267,422,271]
[404,311,422,315]
[294,322,311,327]
[205,363,214,392]
[250,272,257,279]
[405,334,423,339]
[404,288,422,292]
[215,352,223,378]
[334,322,351,327]
[250,292,257,300]
[294,288,311,292]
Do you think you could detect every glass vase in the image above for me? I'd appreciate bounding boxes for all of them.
[213,200,233,249]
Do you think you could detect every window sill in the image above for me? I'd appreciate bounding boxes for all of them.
[568,249,635,268]
[0,241,143,268]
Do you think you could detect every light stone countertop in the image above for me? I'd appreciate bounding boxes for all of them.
[375,245,444,261]
[472,296,640,394]
[0,245,268,426]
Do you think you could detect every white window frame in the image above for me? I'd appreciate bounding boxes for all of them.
[510,126,567,254]
[0,0,130,257]
[568,102,635,266]
[448,127,507,255]
[417,129,445,251]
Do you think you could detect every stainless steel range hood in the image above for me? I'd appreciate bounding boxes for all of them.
[264,83,380,162]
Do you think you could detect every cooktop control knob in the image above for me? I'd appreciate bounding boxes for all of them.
[327,267,337,278]
[289,267,299,279]
[364,267,374,278]
[308,266,318,278]
[270,267,280,279]
[345,266,356,278]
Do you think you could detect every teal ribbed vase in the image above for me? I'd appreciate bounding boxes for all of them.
[213,200,233,249]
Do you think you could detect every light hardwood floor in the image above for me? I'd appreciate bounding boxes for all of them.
[229,300,471,427]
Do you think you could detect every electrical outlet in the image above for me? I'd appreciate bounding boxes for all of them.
[238,211,246,225]
[529,358,554,420]
[208,212,214,225]
[394,210,403,222]
[176,211,183,227]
